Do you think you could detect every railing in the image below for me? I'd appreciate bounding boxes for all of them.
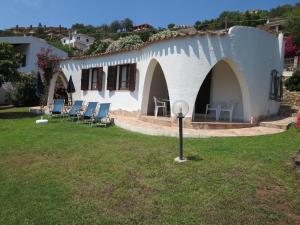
[284,56,299,71]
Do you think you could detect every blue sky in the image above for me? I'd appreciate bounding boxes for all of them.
[0,0,298,29]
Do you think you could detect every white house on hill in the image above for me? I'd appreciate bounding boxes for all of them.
[61,31,95,52]
[48,26,284,126]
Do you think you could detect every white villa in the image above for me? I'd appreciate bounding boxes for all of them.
[61,31,95,52]
[49,26,284,128]
[0,36,67,104]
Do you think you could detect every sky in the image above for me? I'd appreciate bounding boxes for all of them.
[0,0,299,29]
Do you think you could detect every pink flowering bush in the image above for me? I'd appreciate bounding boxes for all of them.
[36,47,60,86]
[285,36,300,58]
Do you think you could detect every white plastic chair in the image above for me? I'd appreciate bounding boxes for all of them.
[153,97,167,117]
[205,104,220,121]
[220,104,234,122]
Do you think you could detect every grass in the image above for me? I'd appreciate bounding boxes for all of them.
[0,107,300,225]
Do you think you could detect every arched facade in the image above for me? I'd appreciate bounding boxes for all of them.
[141,58,170,116]
[192,58,251,122]
[47,71,69,105]
[57,26,284,123]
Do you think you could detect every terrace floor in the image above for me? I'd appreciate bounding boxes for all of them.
[29,106,297,137]
[114,115,296,138]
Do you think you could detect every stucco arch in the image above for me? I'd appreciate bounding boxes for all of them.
[141,58,170,115]
[47,71,69,106]
[192,57,251,122]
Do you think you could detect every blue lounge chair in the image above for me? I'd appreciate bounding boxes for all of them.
[78,102,98,122]
[67,100,83,120]
[49,99,65,118]
[91,103,111,127]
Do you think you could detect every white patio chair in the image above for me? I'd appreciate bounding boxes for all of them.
[205,104,220,121]
[219,104,234,122]
[153,96,167,117]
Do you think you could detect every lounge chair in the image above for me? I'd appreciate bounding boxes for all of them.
[66,100,84,120]
[49,99,65,118]
[77,102,98,123]
[91,103,111,127]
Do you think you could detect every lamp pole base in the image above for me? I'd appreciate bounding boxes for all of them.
[174,157,187,163]
[36,118,48,124]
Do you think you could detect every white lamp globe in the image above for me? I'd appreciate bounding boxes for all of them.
[172,100,189,117]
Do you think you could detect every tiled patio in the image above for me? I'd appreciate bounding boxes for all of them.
[114,116,293,138]
[29,106,297,138]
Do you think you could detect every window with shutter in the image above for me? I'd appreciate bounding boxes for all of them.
[107,66,117,91]
[129,63,136,92]
[97,67,103,91]
[81,69,89,91]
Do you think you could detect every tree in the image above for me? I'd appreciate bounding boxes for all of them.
[36,47,60,105]
[168,23,175,29]
[285,70,300,92]
[0,43,22,87]
[121,18,133,31]
[110,20,121,32]
[269,4,293,18]
[285,6,300,45]
[37,47,59,87]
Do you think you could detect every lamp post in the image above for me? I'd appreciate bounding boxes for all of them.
[172,100,189,163]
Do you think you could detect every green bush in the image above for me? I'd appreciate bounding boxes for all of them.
[84,41,109,55]
[106,35,143,53]
[6,73,40,106]
[285,70,300,92]
[148,30,178,42]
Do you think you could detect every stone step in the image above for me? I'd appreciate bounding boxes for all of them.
[259,117,297,130]
[190,122,252,129]
[139,116,173,127]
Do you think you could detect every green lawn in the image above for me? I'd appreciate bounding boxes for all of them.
[0,108,300,225]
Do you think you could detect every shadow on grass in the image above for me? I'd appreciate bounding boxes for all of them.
[187,155,203,161]
[0,112,37,119]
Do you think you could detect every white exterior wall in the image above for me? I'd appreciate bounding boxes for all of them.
[59,26,283,122]
[0,36,68,104]
[0,36,67,73]
[61,33,95,49]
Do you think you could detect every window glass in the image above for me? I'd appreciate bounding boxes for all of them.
[120,66,128,89]
[91,69,98,90]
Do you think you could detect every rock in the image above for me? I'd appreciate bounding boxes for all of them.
[293,150,300,166]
